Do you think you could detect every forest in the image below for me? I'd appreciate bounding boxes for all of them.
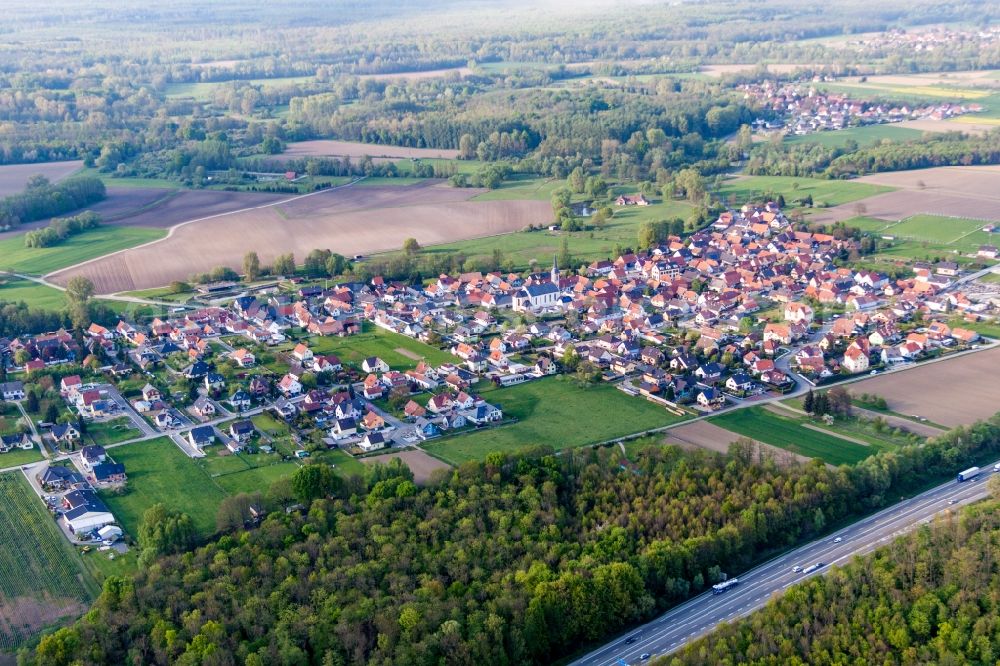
[670,488,1000,665]
[24,413,1000,665]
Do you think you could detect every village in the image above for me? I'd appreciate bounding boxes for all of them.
[0,199,996,549]
[743,81,983,136]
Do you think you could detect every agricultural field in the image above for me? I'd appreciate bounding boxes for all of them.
[419,197,694,270]
[709,406,874,466]
[845,347,1000,427]
[717,175,893,208]
[360,66,472,81]
[0,472,96,655]
[471,175,567,201]
[664,419,813,465]
[164,75,317,101]
[423,377,689,465]
[48,181,551,293]
[99,437,227,537]
[0,275,68,310]
[280,139,460,161]
[361,449,450,484]
[785,124,922,148]
[0,161,83,198]
[807,165,1000,227]
[0,226,165,275]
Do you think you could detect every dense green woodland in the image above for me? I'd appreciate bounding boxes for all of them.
[0,0,997,183]
[25,414,1000,665]
[669,493,1000,665]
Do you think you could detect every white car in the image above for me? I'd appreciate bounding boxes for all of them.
[833,537,843,543]
[792,565,802,573]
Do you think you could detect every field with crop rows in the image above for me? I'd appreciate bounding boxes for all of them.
[0,472,95,654]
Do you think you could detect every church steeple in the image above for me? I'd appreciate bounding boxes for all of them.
[551,254,559,285]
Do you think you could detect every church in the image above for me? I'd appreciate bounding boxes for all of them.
[512,256,564,312]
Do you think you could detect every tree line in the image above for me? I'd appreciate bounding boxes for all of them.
[0,175,105,230]
[23,211,100,248]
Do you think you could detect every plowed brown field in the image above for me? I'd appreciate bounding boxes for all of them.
[807,166,1000,225]
[843,348,1000,427]
[48,181,550,293]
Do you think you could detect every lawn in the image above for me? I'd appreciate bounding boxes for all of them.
[716,175,893,208]
[709,406,873,466]
[0,226,165,275]
[785,124,923,148]
[82,418,141,447]
[0,446,45,468]
[947,317,1000,340]
[301,324,454,370]
[99,437,227,537]
[422,377,689,465]
[0,403,24,435]
[0,472,97,653]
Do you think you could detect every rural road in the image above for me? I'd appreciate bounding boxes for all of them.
[570,465,999,666]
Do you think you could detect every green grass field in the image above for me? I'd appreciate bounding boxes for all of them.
[0,472,97,653]
[423,377,689,465]
[72,167,181,190]
[866,214,995,254]
[709,406,873,466]
[99,437,227,537]
[717,176,893,208]
[786,124,923,148]
[0,446,45,468]
[0,226,165,275]
[82,418,141,447]
[299,324,454,370]
[0,276,68,309]
[472,174,567,201]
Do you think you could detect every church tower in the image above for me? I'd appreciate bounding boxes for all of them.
[551,254,559,285]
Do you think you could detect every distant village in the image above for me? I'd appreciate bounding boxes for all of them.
[743,82,982,136]
[1,199,997,546]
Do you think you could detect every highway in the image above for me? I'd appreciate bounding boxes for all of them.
[570,463,998,666]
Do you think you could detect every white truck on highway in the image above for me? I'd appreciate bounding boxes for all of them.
[957,466,981,482]
[711,578,739,595]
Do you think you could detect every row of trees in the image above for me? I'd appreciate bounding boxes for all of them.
[30,412,1000,665]
[23,211,100,248]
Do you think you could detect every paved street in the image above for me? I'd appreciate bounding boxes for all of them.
[571,465,999,666]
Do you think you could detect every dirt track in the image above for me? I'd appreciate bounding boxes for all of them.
[807,166,1000,225]
[47,181,551,292]
[847,347,1000,427]
[361,449,451,484]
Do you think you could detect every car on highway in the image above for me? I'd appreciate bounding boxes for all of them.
[625,636,639,645]
[640,654,651,661]
[833,536,843,543]
[948,499,957,505]
[792,565,802,573]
